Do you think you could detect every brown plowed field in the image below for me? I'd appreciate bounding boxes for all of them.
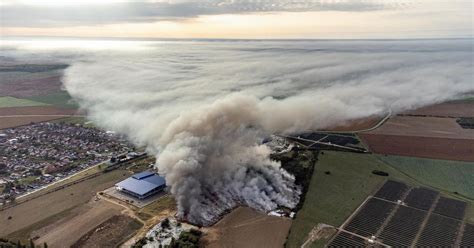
[365,116,474,139]
[360,101,474,161]
[360,111,474,161]
[202,207,292,248]
[0,169,131,239]
[323,116,382,132]
[402,102,474,117]
[33,200,123,248]
[0,116,67,129]
[0,75,63,98]
[360,134,474,161]
[0,106,79,129]
[0,106,77,116]
[72,215,142,248]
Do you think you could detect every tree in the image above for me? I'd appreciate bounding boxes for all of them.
[169,237,176,248]
[32,169,42,176]
[29,239,34,248]
[43,243,48,248]
[160,218,170,229]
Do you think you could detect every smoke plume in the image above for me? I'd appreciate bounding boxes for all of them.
[3,39,473,225]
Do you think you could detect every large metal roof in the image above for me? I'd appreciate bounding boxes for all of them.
[116,171,166,196]
[132,170,155,180]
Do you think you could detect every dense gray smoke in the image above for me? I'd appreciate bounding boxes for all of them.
[3,39,473,225]
[156,94,301,224]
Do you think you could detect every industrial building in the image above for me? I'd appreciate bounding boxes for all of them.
[115,171,166,199]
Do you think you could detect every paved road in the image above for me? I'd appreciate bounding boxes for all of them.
[17,160,105,200]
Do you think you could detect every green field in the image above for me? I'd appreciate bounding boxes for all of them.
[285,151,474,248]
[377,155,474,200]
[136,195,176,220]
[0,96,49,108]
[18,176,39,186]
[27,91,78,109]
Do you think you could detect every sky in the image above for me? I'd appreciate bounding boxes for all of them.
[0,0,473,39]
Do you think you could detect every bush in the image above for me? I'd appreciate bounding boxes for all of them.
[188,229,202,236]
[161,218,170,229]
[371,170,389,176]
[168,229,202,248]
[132,237,147,248]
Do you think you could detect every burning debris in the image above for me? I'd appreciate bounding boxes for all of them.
[139,218,187,247]
[264,135,294,154]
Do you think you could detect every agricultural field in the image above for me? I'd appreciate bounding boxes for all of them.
[321,115,382,132]
[360,134,474,161]
[202,207,292,248]
[32,199,124,247]
[359,115,474,161]
[363,116,473,139]
[359,100,474,162]
[0,105,79,129]
[0,62,78,115]
[0,116,71,129]
[28,91,78,109]
[136,195,177,221]
[0,106,77,116]
[377,155,474,200]
[0,61,80,129]
[1,168,132,242]
[402,101,474,117]
[285,151,474,248]
[0,96,48,108]
[0,64,66,98]
[72,215,143,248]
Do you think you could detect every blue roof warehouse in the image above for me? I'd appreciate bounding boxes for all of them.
[115,171,166,199]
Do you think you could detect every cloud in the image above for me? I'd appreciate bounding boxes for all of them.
[3,39,473,225]
[0,0,391,27]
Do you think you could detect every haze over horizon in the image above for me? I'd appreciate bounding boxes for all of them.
[1,0,472,39]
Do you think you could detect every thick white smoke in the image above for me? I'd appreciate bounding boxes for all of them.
[3,39,473,225]
[156,94,301,224]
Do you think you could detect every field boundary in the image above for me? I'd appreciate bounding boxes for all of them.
[373,156,474,202]
[0,172,103,211]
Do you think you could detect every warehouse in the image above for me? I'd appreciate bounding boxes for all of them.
[115,171,166,199]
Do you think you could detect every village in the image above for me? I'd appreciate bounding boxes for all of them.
[0,121,134,204]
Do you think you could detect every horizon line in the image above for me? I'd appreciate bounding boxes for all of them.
[2,35,473,42]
